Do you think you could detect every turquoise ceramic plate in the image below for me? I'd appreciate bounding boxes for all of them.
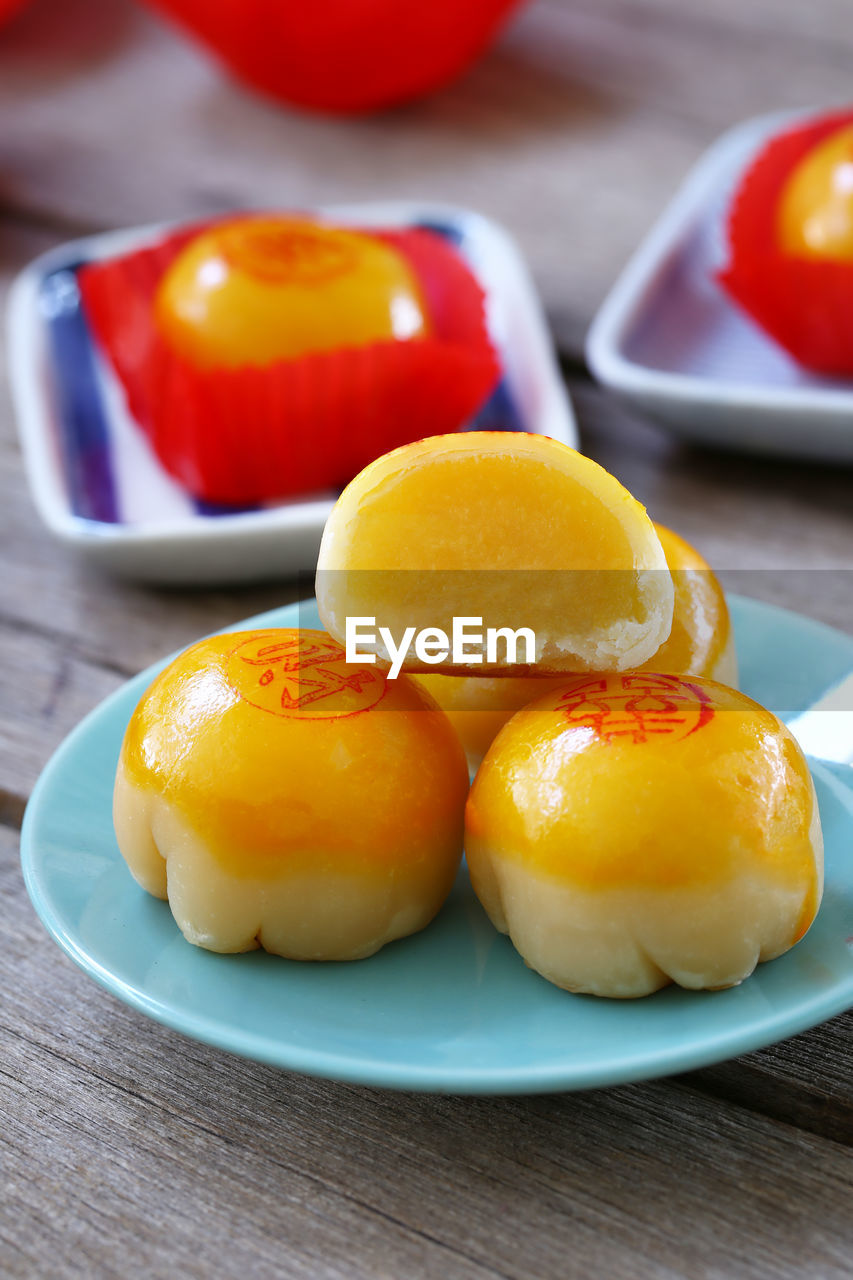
[21,597,853,1093]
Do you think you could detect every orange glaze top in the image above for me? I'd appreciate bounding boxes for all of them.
[155,216,431,368]
[324,431,641,573]
[778,122,853,261]
[466,673,819,922]
[120,629,468,879]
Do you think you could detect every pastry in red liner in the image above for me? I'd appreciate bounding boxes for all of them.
[719,109,853,374]
[140,0,524,114]
[78,217,500,506]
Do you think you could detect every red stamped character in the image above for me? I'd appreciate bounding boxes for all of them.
[227,632,385,720]
[556,673,714,745]
[219,223,357,288]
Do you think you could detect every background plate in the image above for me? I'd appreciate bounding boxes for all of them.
[586,109,853,463]
[20,595,853,1093]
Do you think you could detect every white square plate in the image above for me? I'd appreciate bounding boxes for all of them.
[586,110,853,464]
[7,202,577,583]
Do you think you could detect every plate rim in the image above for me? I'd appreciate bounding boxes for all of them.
[20,594,853,1093]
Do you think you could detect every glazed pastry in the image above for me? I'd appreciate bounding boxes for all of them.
[466,673,823,997]
[720,107,853,372]
[645,524,737,685]
[154,216,431,367]
[777,122,853,261]
[316,432,674,675]
[113,629,468,960]
[413,671,570,774]
[418,522,737,769]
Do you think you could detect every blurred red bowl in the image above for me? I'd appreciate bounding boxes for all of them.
[142,0,525,113]
[0,0,29,25]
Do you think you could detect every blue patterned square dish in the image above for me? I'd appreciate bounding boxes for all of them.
[8,202,576,583]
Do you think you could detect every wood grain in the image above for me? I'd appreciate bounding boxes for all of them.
[0,435,299,671]
[2,825,852,1280]
[0,619,122,819]
[569,381,853,632]
[688,1012,853,1145]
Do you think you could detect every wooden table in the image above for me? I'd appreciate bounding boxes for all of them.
[1,1,851,1275]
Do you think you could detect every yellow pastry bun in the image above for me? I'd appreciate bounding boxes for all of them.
[417,522,737,770]
[316,432,674,675]
[155,216,430,368]
[414,672,570,773]
[113,628,468,960]
[648,524,737,685]
[466,673,823,998]
[777,122,853,261]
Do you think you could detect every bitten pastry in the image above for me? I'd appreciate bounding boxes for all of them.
[317,432,674,675]
[114,628,468,960]
[466,674,823,997]
[418,522,737,769]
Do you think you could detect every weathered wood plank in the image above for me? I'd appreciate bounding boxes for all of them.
[688,1012,853,1144]
[0,619,122,815]
[509,0,853,129]
[563,0,853,52]
[2,825,852,1280]
[0,436,299,673]
[570,381,853,633]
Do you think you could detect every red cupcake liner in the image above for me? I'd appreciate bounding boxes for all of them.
[718,108,853,374]
[79,220,501,506]
[140,0,524,114]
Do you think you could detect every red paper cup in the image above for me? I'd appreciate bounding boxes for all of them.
[79,221,500,505]
[718,109,853,374]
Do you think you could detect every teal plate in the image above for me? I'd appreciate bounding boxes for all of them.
[20,596,853,1093]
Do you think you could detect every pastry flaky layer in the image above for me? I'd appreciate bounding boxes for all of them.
[417,522,738,770]
[113,628,469,959]
[316,432,675,675]
[465,673,823,997]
